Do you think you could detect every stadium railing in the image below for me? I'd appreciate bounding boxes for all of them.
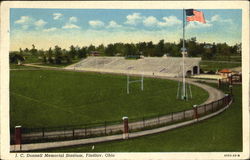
[10,94,232,144]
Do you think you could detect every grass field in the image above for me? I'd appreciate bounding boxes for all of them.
[10,70,208,128]
[200,61,241,72]
[45,83,242,152]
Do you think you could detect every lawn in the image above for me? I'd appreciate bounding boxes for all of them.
[10,70,208,128]
[10,64,40,70]
[200,61,241,72]
[45,83,242,152]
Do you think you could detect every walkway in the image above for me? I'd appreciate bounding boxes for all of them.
[11,99,232,151]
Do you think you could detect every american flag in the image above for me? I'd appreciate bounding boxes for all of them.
[186,9,206,24]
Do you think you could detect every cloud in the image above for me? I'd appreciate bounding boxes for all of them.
[125,13,143,25]
[106,21,122,28]
[89,20,105,28]
[62,23,80,29]
[158,16,182,27]
[43,27,57,32]
[186,14,232,30]
[142,15,181,28]
[124,13,181,28]
[210,15,232,23]
[15,16,33,30]
[21,25,29,30]
[69,17,78,23]
[143,16,158,27]
[34,19,47,28]
[210,15,220,22]
[186,21,212,29]
[15,16,31,24]
[53,13,63,20]
[62,16,80,29]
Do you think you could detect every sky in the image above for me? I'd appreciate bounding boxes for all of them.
[10,9,242,51]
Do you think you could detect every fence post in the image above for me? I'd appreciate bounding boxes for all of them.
[104,121,107,135]
[218,79,221,88]
[212,101,215,112]
[15,126,22,151]
[183,111,185,120]
[224,94,229,106]
[72,128,75,138]
[171,112,173,122]
[204,104,206,114]
[122,117,129,139]
[158,114,160,124]
[193,105,198,119]
[42,127,45,138]
[143,117,145,127]
[85,127,87,136]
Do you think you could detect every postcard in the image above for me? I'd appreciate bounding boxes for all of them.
[0,1,249,160]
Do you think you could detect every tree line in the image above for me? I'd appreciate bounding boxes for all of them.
[10,37,241,64]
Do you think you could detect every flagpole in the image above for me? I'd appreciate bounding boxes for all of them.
[182,8,186,100]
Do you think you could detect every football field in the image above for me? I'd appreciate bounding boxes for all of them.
[10,69,208,128]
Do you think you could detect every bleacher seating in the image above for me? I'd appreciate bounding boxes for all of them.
[66,56,201,77]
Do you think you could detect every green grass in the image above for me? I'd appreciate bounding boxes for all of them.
[10,70,208,128]
[10,64,40,69]
[200,61,241,72]
[45,84,242,152]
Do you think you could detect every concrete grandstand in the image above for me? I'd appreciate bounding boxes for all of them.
[66,56,201,77]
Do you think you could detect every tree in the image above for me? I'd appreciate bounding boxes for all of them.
[105,44,116,56]
[96,44,105,55]
[62,49,71,63]
[9,52,25,64]
[30,44,37,55]
[145,41,155,57]
[78,47,87,58]
[87,44,96,53]
[124,43,138,56]
[47,47,54,64]
[69,45,77,59]
[155,39,165,57]
[38,50,47,63]
[54,45,63,64]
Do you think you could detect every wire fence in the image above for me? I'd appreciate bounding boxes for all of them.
[10,94,232,144]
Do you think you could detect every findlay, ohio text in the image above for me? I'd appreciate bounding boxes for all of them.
[15,153,115,158]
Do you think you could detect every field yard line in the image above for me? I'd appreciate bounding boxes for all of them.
[10,91,80,115]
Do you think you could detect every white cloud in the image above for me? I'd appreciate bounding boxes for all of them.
[34,19,47,28]
[125,13,143,25]
[142,15,181,28]
[21,25,29,30]
[143,16,158,27]
[186,21,212,29]
[69,17,78,23]
[210,15,232,23]
[107,21,122,28]
[186,14,233,30]
[15,16,31,24]
[62,23,80,29]
[158,16,182,27]
[210,15,220,22]
[53,13,63,20]
[43,27,57,32]
[89,20,105,28]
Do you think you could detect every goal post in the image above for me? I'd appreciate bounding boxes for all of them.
[126,66,144,94]
[127,74,144,94]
